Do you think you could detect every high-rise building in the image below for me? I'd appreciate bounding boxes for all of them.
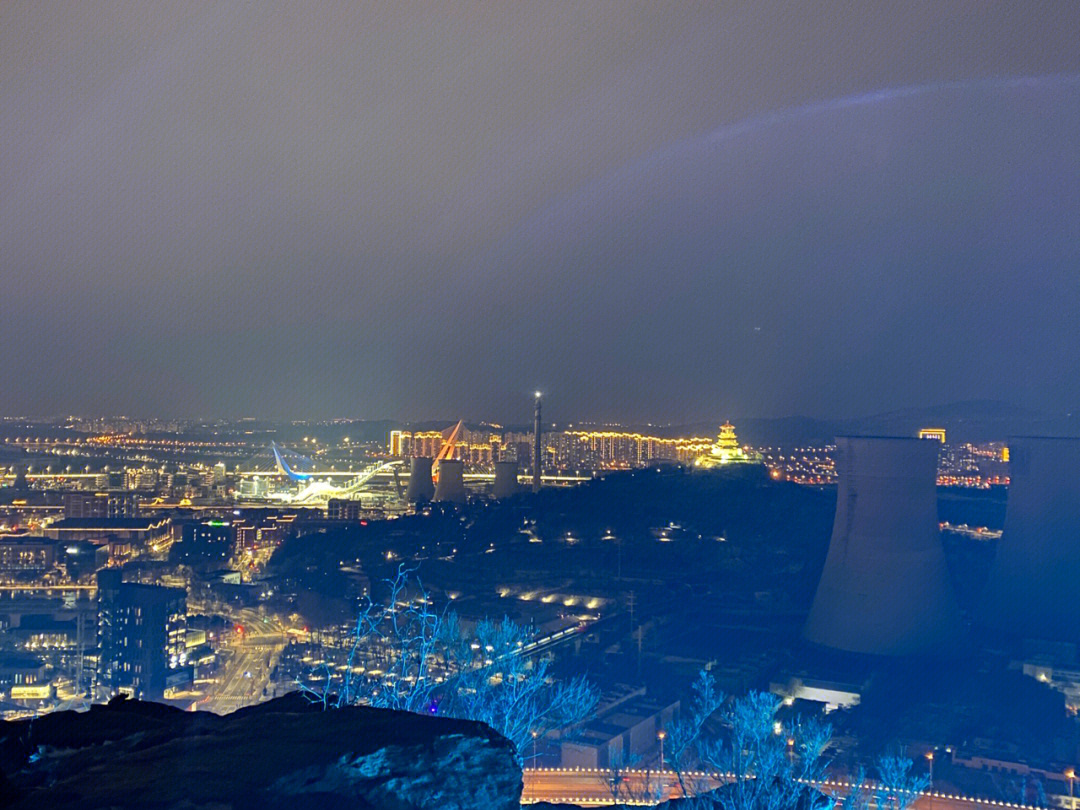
[803,436,965,656]
[96,569,188,700]
[172,521,231,566]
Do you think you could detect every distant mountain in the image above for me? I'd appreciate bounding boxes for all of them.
[725,416,844,448]
[848,400,1074,443]
[671,401,1080,446]
[384,401,1080,446]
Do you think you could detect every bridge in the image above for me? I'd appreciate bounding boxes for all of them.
[287,460,404,505]
[240,442,319,481]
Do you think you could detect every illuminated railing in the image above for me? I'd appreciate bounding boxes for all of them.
[520,768,1048,810]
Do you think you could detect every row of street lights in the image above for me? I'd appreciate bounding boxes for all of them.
[536,730,1080,807]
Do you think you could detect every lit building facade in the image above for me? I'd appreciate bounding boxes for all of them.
[96,569,188,700]
[63,491,140,520]
[389,425,499,465]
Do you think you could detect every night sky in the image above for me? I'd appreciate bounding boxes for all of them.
[2,3,1078,423]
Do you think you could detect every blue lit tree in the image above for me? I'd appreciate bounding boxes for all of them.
[442,615,598,761]
[696,690,834,810]
[665,668,726,797]
[300,565,598,762]
[663,670,927,810]
[848,754,929,810]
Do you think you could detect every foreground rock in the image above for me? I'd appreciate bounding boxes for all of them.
[655,780,835,810]
[0,693,522,810]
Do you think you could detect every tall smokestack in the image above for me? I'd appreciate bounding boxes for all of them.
[803,436,965,656]
[533,391,542,493]
[978,437,1080,642]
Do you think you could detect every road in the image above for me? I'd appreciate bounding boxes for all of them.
[193,609,289,713]
[521,769,1043,810]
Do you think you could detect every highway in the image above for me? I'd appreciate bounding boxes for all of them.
[521,769,1046,810]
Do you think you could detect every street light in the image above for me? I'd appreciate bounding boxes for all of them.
[531,730,539,763]
[658,729,666,770]
[925,751,934,785]
[1066,768,1075,801]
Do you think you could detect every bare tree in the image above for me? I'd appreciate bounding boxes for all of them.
[443,615,598,762]
[666,668,726,797]
[300,565,597,763]
[848,755,929,810]
[696,691,835,810]
[300,565,456,713]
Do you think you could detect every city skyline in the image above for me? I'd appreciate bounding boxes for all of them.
[4,6,1080,807]
[2,3,1078,421]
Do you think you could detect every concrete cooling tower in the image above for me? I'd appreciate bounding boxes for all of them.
[433,459,467,504]
[492,460,520,499]
[803,436,965,656]
[978,437,1080,642]
[406,457,435,503]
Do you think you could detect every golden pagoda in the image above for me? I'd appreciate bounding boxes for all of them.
[694,422,756,468]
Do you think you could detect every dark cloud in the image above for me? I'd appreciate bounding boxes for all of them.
[1,2,1078,421]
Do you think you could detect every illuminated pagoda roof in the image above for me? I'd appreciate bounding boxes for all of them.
[694,422,758,468]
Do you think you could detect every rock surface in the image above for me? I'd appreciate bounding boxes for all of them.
[0,693,522,810]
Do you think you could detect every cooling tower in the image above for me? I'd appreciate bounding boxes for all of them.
[433,459,467,503]
[492,460,520,499]
[978,437,1080,641]
[803,436,965,656]
[406,457,435,503]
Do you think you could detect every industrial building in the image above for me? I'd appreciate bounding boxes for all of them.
[405,457,435,503]
[63,491,140,520]
[492,460,520,499]
[978,436,1080,642]
[433,459,466,503]
[803,436,965,656]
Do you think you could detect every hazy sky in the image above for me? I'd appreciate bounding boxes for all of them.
[1,2,1078,423]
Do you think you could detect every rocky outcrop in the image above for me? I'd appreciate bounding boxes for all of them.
[0,693,522,810]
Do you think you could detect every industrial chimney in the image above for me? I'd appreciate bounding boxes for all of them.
[492,460,520,499]
[978,437,1080,642]
[803,436,965,656]
[533,391,542,493]
[433,459,467,504]
[405,457,435,503]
